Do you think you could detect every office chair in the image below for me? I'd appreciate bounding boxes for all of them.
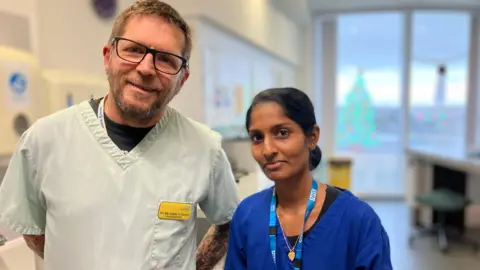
[408,188,480,253]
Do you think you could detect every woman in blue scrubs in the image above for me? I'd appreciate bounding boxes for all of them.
[225,87,392,270]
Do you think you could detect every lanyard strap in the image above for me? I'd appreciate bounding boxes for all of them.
[269,180,318,270]
[97,97,106,129]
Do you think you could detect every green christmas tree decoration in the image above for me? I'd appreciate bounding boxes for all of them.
[336,70,378,151]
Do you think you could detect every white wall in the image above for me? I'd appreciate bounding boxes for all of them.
[1,0,305,75]
[0,0,307,114]
[0,0,36,53]
[35,0,134,76]
[198,0,302,66]
[0,0,309,122]
[269,0,312,26]
[0,0,35,20]
[0,0,309,129]
[31,0,304,77]
[162,0,303,66]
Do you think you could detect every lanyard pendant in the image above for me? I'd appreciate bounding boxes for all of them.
[288,251,295,261]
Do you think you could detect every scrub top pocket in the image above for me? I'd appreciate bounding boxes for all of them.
[149,199,197,269]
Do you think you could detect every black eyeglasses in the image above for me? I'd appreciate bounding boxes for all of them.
[112,37,188,75]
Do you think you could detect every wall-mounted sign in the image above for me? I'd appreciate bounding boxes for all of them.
[9,72,27,95]
[3,62,30,109]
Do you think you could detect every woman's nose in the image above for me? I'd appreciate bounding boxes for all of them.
[262,137,277,159]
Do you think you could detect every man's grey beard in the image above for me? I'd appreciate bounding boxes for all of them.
[111,89,162,121]
[107,71,163,122]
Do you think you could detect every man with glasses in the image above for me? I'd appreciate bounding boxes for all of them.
[0,1,240,270]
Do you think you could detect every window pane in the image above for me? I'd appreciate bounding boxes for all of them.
[410,11,470,155]
[335,13,405,195]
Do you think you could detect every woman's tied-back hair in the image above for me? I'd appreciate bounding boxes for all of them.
[245,87,322,171]
[108,0,192,61]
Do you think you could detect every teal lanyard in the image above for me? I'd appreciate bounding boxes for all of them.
[269,180,318,270]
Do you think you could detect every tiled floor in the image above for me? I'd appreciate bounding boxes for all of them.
[369,201,480,270]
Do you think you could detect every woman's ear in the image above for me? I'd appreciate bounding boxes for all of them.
[311,125,320,148]
[307,125,320,150]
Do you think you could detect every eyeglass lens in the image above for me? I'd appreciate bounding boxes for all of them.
[116,39,183,74]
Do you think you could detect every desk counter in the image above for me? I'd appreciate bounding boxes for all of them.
[407,147,480,175]
[406,147,480,229]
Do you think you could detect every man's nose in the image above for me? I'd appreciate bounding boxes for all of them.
[136,53,156,76]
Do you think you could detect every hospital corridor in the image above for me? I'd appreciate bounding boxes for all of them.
[1,0,480,269]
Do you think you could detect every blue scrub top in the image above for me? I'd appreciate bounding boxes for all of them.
[225,187,392,270]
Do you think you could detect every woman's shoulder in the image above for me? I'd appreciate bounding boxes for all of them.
[232,187,273,221]
[335,189,382,224]
[334,189,384,235]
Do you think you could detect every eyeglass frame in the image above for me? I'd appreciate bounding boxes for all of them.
[110,36,189,75]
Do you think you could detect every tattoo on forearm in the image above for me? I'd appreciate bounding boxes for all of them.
[23,235,45,259]
[196,223,230,269]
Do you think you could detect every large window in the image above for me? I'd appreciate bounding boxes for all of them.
[312,12,480,270]
[317,10,475,197]
[335,13,405,195]
[409,11,470,155]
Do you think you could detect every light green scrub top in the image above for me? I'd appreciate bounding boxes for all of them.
[0,100,241,270]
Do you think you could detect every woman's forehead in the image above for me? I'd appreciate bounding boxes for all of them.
[249,103,295,130]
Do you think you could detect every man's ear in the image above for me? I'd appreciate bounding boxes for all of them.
[179,69,190,88]
[103,45,112,72]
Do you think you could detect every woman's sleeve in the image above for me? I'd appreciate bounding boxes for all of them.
[355,228,392,270]
[355,208,393,270]
[224,206,247,270]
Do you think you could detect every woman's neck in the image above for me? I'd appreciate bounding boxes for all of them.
[275,170,313,212]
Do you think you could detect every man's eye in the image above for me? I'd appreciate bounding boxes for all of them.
[126,47,144,54]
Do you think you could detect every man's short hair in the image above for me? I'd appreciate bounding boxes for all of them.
[109,0,192,60]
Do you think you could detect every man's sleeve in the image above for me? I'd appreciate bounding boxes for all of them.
[0,132,46,235]
[199,147,241,225]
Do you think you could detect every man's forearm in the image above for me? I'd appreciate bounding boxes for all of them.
[196,223,230,270]
[23,235,45,259]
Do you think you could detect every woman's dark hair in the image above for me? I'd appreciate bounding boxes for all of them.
[245,87,322,170]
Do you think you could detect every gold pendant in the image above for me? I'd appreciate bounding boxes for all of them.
[288,251,295,261]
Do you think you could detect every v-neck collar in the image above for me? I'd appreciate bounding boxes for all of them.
[77,100,172,170]
[267,189,354,268]
[270,188,354,251]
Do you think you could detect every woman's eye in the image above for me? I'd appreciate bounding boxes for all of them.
[250,134,262,143]
[277,129,289,137]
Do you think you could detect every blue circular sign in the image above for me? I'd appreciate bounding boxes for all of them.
[9,72,28,95]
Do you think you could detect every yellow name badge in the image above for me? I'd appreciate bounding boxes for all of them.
[158,201,193,221]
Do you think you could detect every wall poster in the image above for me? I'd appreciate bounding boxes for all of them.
[204,47,252,138]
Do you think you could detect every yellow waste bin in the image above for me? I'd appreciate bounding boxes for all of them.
[327,157,352,190]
